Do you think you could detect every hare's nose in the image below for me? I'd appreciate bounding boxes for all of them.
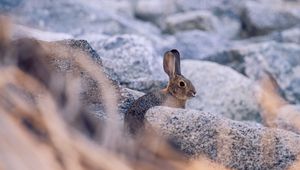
[189,90,196,97]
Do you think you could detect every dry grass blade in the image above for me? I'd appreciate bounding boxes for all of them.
[258,73,287,127]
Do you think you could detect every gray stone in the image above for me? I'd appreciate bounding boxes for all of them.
[181,60,261,121]
[206,42,300,105]
[164,30,231,60]
[43,39,146,120]
[134,0,241,39]
[266,27,300,44]
[229,26,300,45]
[243,42,300,104]
[146,106,300,170]
[119,88,144,118]
[89,87,144,120]
[215,15,241,39]
[12,25,73,41]
[91,34,167,92]
[174,0,245,15]
[0,0,22,11]
[164,10,241,39]
[46,39,105,106]
[241,1,300,36]
[164,11,217,34]
[134,0,176,26]
[5,0,161,40]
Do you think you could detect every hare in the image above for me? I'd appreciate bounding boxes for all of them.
[124,49,196,135]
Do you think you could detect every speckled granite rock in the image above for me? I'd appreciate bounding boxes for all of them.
[134,0,177,26]
[266,27,300,44]
[241,1,300,36]
[11,25,73,41]
[164,10,240,39]
[165,30,231,60]
[119,88,144,118]
[0,0,22,11]
[206,42,300,105]
[91,34,167,92]
[181,60,261,122]
[42,39,149,120]
[146,106,300,170]
[164,11,217,34]
[5,0,161,40]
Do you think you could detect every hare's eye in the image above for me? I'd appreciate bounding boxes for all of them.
[179,81,186,87]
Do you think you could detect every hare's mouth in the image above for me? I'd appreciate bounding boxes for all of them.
[187,91,196,98]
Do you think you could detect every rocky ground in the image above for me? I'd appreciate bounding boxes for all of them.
[2,0,300,169]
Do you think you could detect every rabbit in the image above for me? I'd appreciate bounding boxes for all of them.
[124,49,196,135]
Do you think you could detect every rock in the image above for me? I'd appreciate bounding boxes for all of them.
[94,0,134,17]
[244,44,300,105]
[119,88,144,118]
[5,0,161,40]
[40,39,145,120]
[164,10,241,39]
[164,11,217,34]
[0,0,22,11]
[146,106,300,169]
[229,26,300,45]
[164,30,231,60]
[241,1,300,36]
[206,42,300,105]
[243,42,300,104]
[181,60,261,121]
[134,0,176,26]
[55,39,102,63]
[43,39,105,107]
[134,0,241,39]
[214,15,241,39]
[174,0,244,15]
[12,25,73,41]
[267,27,300,44]
[89,87,145,120]
[91,34,167,92]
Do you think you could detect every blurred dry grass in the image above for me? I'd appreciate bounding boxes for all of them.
[2,13,300,170]
[258,72,287,127]
[258,72,300,132]
[0,16,229,170]
[258,72,300,170]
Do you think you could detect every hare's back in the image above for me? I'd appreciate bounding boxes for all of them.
[124,90,166,134]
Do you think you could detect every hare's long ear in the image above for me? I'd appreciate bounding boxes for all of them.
[163,49,181,78]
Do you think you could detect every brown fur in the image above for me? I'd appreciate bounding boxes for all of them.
[124,49,196,135]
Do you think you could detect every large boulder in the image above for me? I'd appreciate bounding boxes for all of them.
[164,10,240,39]
[272,27,300,44]
[255,27,300,45]
[12,24,73,41]
[0,0,22,11]
[5,0,161,41]
[119,88,144,118]
[241,1,300,36]
[34,39,141,119]
[206,42,300,105]
[164,10,217,34]
[91,34,167,92]
[134,0,177,26]
[181,60,261,121]
[163,30,231,60]
[146,106,300,170]
[174,0,246,15]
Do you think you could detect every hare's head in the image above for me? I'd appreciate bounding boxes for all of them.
[163,49,196,101]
